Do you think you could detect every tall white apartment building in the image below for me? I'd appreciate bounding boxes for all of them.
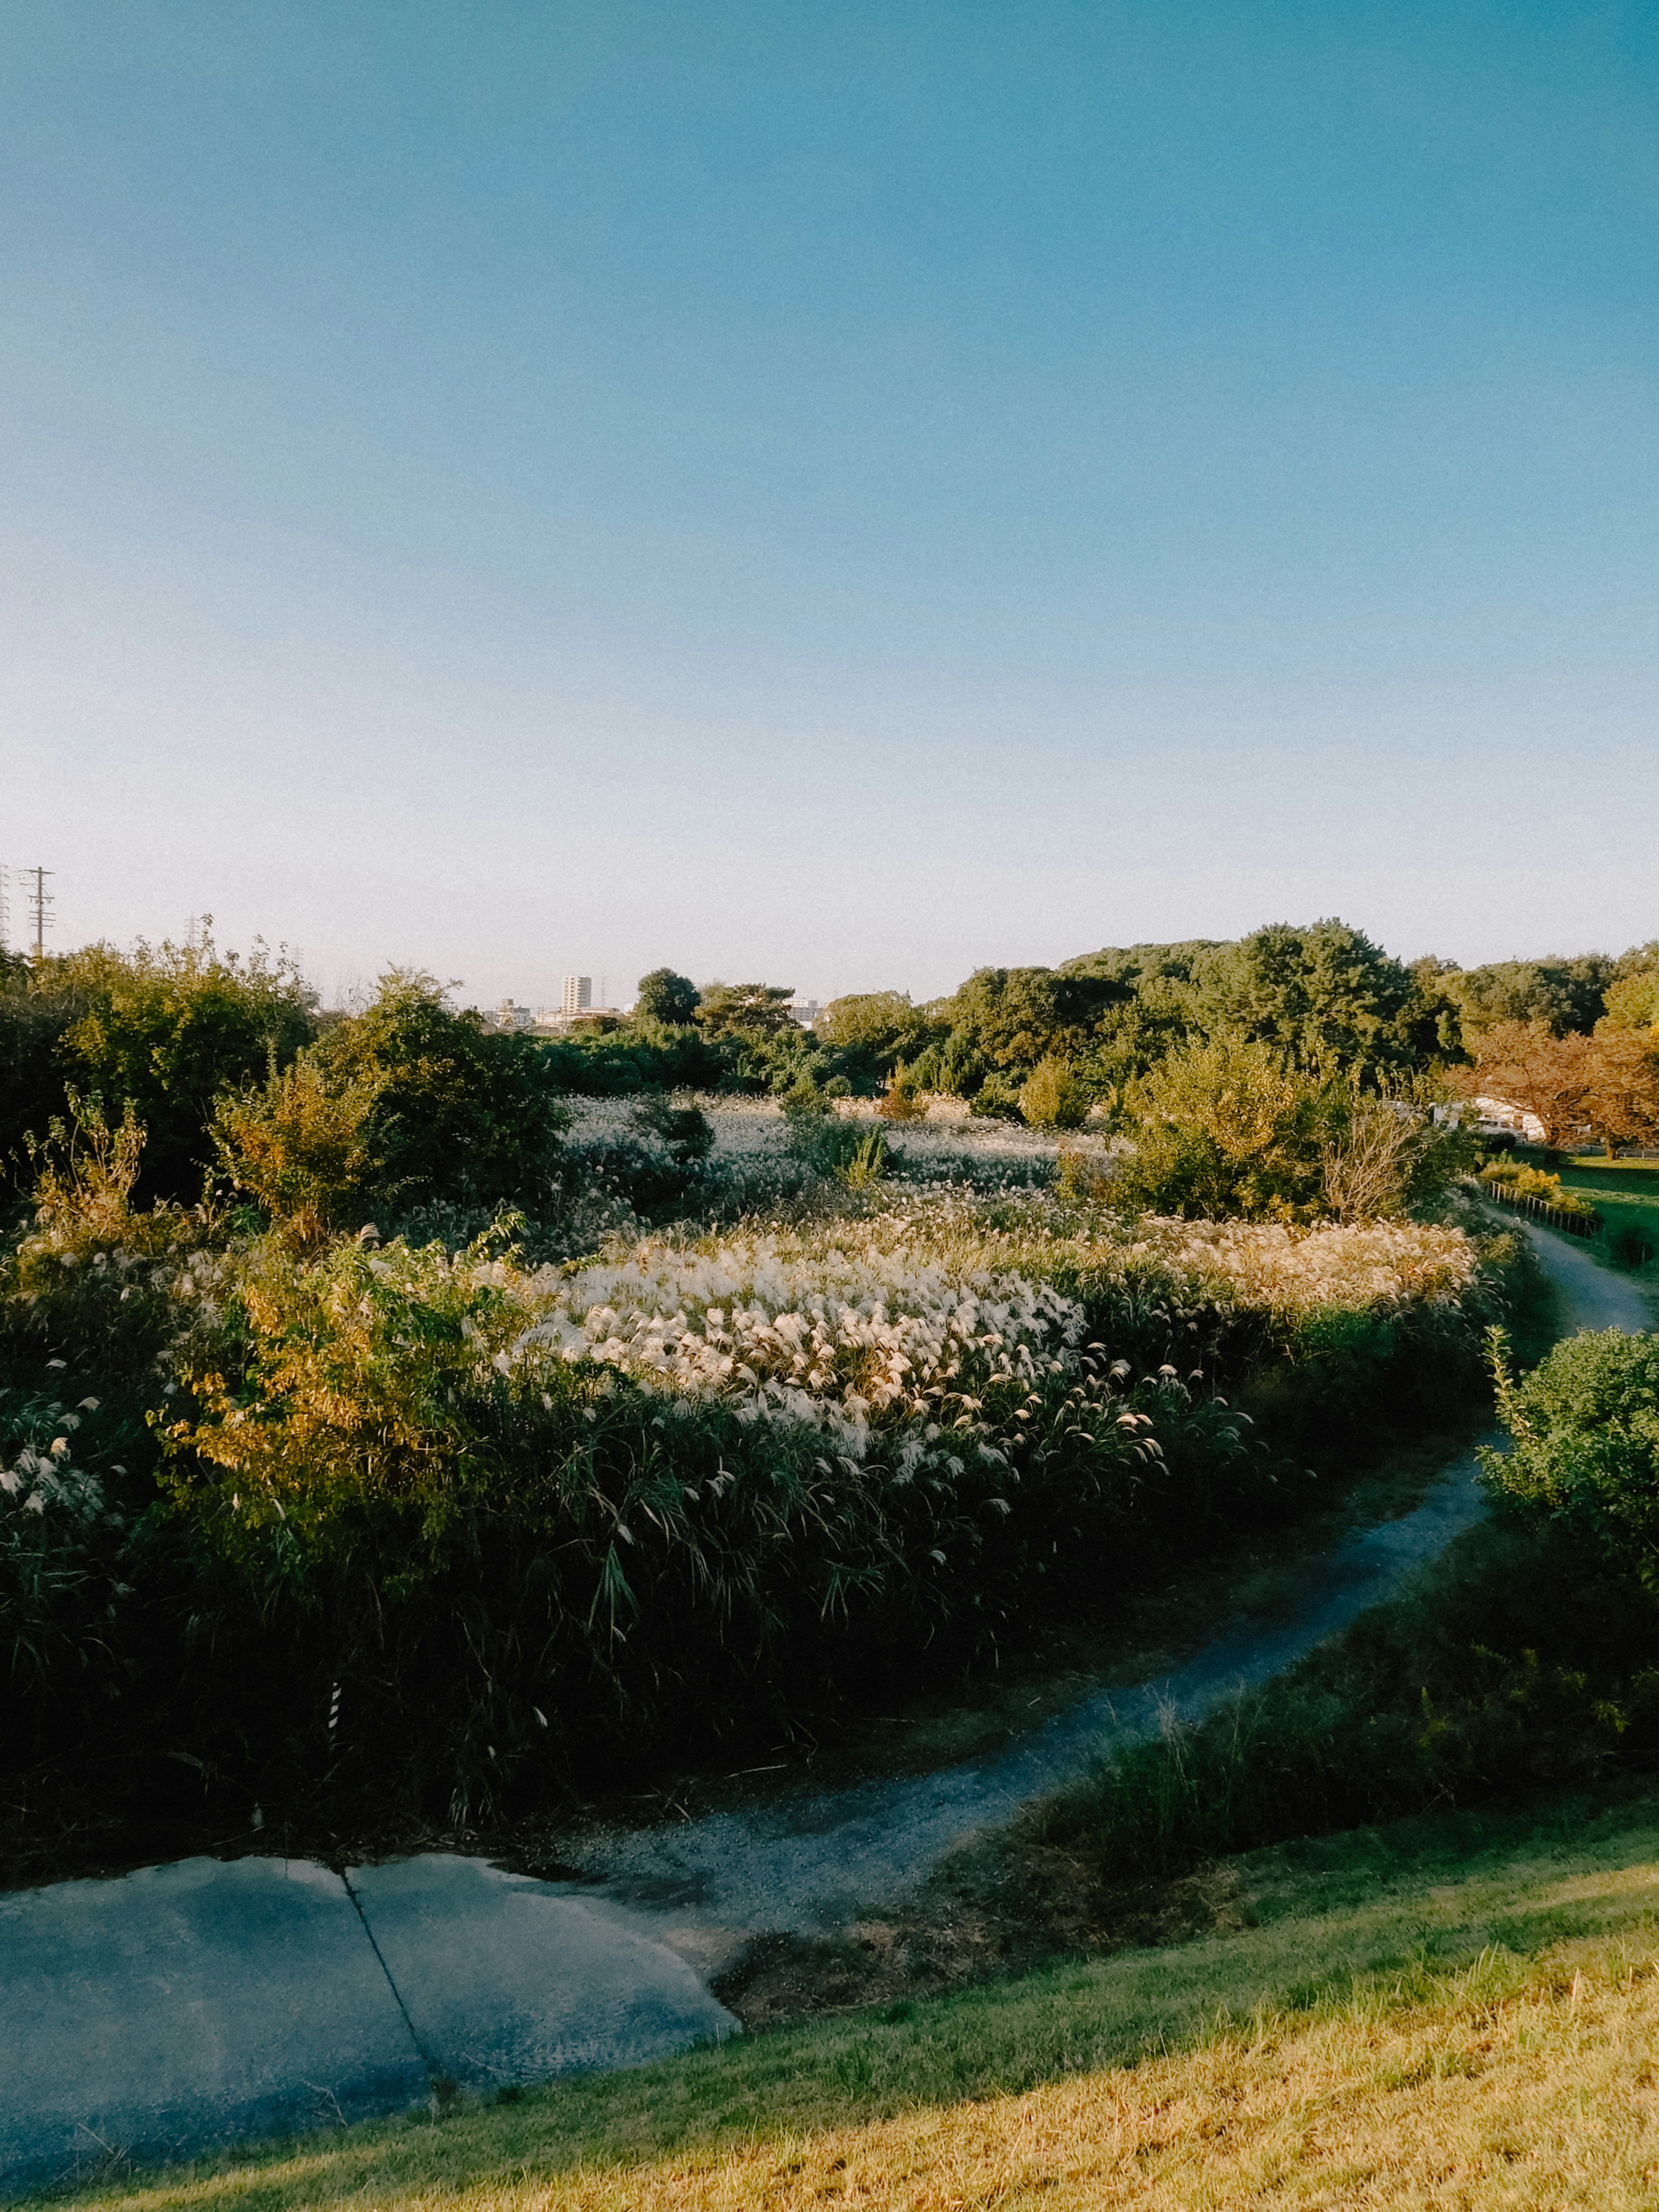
[561,976,592,1016]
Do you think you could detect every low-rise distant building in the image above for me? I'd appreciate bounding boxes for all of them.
[789,999,824,1028]
[1471,1095,1548,1144]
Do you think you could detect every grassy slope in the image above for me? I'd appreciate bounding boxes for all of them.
[42,1790,1659,2211]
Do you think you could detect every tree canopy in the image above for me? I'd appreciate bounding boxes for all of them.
[634,969,701,1026]
[693,983,799,1038]
[1444,956,1620,1043]
[1191,920,1417,1081]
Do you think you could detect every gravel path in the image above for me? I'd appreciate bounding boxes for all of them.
[1517,1217,1656,1334]
[3,1225,1649,2192]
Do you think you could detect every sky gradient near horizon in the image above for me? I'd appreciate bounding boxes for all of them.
[3,1,1656,1008]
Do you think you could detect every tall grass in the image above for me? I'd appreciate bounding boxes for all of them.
[3,1157,1536,1845]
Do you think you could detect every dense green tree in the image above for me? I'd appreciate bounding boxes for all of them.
[693,982,799,1039]
[1191,920,1416,1082]
[307,969,568,1208]
[0,956,79,1192]
[537,1020,724,1096]
[934,966,1112,1082]
[814,991,945,1092]
[1114,1036,1328,1221]
[1605,945,1659,1034]
[633,968,701,1025]
[1484,1329,1659,1587]
[1395,956,1467,1065]
[1052,943,1217,1098]
[905,1029,988,1099]
[1018,1057,1090,1130]
[715,1022,826,1097]
[1444,955,1619,1043]
[1057,940,1220,995]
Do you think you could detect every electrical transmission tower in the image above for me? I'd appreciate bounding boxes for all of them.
[22,867,54,961]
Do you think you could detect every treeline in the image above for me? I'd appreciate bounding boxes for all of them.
[539,924,1659,1122]
[4,921,1656,1214]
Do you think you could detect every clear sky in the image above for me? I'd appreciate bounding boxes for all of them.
[3,2,1655,1009]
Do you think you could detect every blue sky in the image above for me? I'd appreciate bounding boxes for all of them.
[3,1,1656,1007]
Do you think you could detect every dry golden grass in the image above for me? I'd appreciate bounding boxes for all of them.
[45,1813,1659,2212]
[597,1950,1659,2209]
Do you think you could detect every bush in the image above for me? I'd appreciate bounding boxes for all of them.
[1018,1057,1090,1131]
[210,1056,380,1246]
[1113,1038,1327,1221]
[538,1020,726,1097]
[2,933,317,1202]
[877,1063,928,1123]
[628,1096,714,1164]
[0,1156,1529,1840]
[6,1097,228,1371]
[1480,1158,1596,1217]
[1481,1327,1659,1583]
[1319,1089,1471,1222]
[149,1219,1267,1812]
[216,971,570,1223]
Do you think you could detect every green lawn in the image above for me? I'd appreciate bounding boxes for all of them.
[1507,1152,1659,1276]
[34,1787,1659,2210]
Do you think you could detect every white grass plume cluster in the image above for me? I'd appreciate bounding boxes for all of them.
[522,1225,1082,1453]
[1132,1215,1478,1321]
[559,1093,1106,1166]
[0,1397,108,1521]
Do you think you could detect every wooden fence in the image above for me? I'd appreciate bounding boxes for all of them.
[1473,1178,1603,1241]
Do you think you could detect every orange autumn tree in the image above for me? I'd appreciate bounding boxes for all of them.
[1585,1022,1659,1157]
[1462,1020,1659,1156]
[1458,1021,1596,1147]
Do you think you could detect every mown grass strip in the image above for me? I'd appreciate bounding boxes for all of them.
[35,1795,1659,2211]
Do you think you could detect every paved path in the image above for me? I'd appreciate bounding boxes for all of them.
[3,1226,1649,2194]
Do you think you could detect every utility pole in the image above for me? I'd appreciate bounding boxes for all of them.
[0,864,9,953]
[23,867,54,962]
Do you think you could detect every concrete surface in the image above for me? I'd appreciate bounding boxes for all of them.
[346,1856,735,2088]
[0,1857,423,2193]
[0,1856,734,2197]
[2,1225,1649,2193]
